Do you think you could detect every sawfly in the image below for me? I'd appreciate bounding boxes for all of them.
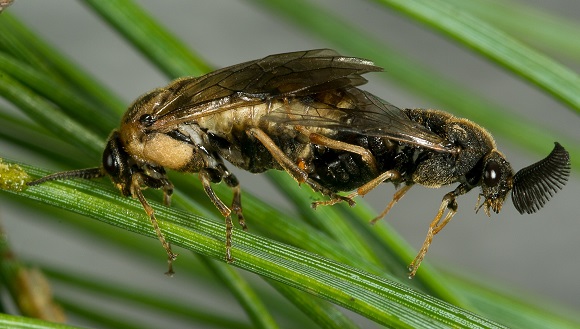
[28,49,571,276]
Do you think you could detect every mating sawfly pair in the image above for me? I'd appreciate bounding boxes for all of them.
[28,49,570,277]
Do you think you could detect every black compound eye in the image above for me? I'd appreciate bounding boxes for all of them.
[483,161,501,187]
[102,144,120,177]
[139,114,156,127]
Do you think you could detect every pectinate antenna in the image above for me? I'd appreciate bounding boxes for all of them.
[27,168,104,186]
[512,142,570,214]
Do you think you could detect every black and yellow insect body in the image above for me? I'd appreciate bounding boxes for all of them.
[28,49,570,276]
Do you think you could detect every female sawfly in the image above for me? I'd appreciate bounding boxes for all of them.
[28,49,570,277]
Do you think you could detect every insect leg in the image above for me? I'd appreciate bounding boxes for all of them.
[370,184,413,225]
[130,174,177,276]
[162,182,174,206]
[312,169,400,209]
[408,183,470,278]
[198,168,235,263]
[247,127,354,205]
[247,127,309,183]
[216,163,246,231]
[297,126,378,174]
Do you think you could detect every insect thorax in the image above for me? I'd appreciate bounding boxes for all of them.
[403,108,498,188]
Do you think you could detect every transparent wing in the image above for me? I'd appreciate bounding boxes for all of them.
[264,88,453,153]
[148,49,383,130]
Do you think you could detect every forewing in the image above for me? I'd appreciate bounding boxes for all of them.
[149,49,382,130]
[265,88,453,153]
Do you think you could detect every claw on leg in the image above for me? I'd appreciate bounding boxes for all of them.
[165,246,177,276]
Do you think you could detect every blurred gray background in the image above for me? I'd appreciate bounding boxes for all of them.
[2,0,579,324]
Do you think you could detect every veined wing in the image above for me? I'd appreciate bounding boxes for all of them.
[264,88,454,153]
[147,49,382,131]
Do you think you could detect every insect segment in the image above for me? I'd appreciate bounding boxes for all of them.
[26,49,570,277]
